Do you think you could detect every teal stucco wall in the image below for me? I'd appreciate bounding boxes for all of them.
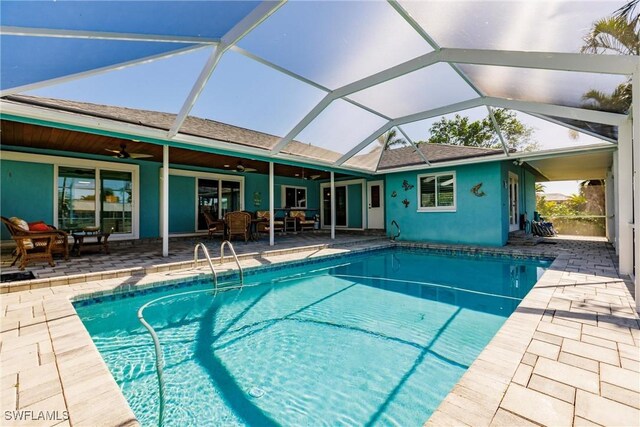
[0,148,322,239]
[139,162,160,238]
[500,162,537,242]
[347,183,363,228]
[385,162,505,246]
[0,160,54,240]
[246,174,320,216]
[168,175,195,233]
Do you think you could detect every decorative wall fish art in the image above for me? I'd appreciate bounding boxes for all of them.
[391,190,397,198]
[402,180,414,191]
[471,182,486,197]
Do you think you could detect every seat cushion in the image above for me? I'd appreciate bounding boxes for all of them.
[9,217,33,249]
[29,222,53,232]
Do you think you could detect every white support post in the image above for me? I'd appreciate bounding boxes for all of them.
[613,155,619,253]
[269,161,274,247]
[330,171,336,240]
[162,145,169,257]
[617,119,633,276]
[605,169,615,244]
[633,68,640,313]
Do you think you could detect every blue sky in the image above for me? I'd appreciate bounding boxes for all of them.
[15,0,621,195]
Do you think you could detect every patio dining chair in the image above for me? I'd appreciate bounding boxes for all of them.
[224,211,251,242]
[203,211,225,240]
[1,216,69,270]
[255,210,284,237]
[290,210,315,232]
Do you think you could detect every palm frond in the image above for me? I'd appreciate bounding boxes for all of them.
[581,16,639,55]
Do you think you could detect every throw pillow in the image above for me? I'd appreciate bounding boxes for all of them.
[9,217,34,249]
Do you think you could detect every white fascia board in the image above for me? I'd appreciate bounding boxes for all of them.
[484,97,628,126]
[514,143,616,162]
[168,0,286,138]
[439,48,637,76]
[1,26,219,44]
[375,143,616,175]
[0,44,209,97]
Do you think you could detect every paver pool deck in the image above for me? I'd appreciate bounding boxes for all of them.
[0,235,638,426]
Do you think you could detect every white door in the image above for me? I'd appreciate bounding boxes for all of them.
[509,172,519,232]
[367,180,384,229]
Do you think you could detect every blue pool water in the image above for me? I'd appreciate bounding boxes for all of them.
[75,248,551,426]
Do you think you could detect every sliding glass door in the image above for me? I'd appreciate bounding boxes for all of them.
[100,170,132,234]
[197,179,219,230]
[58,167,96,230]
[322,186,347,227]
[197,178,241,230]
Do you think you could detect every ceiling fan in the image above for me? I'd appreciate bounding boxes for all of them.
[235,161,257,173]
[106,143,153,159]
[296,168,321,180]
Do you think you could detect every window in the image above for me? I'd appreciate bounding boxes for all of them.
[58,167,134,233]
[282,185,307,208]
[417,171,456,211]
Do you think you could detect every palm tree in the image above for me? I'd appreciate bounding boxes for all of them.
[582,82,632,113]
[376,129,406,150]
[581,15,639,56]
[581,2,638,113]
[616,0,639,21]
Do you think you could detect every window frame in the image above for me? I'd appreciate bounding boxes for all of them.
[416,171,457,212]
[0,151,141,241]
[281,185,307,208]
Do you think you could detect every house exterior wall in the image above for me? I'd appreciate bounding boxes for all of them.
[0,149,321,239]
[168,175,196,233]
[385,160,532,246]
[500,162,537,243]
[347,183,363,228]
[1,160,54,239]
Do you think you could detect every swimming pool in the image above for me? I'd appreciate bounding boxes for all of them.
[75,247,551,426]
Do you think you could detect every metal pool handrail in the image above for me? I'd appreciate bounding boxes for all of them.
[390,220,400,240]
[220,240,244,287]
[137,288,219,427]
[194,243,218,289]
[137,302,167,427]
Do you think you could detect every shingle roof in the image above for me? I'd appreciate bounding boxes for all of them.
[3,95,504,170]
[377,143,503,170]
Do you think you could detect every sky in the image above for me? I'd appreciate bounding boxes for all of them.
[13,0,622,187]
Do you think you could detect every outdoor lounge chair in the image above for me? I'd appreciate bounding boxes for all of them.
[256,210,284,236]
[1,216,69,270]
[224,211,251,242]
[290,210,315,232]
[203,211,225,240]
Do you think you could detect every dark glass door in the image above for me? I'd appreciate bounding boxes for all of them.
[198,179,218,230]
[323,186,347,227]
